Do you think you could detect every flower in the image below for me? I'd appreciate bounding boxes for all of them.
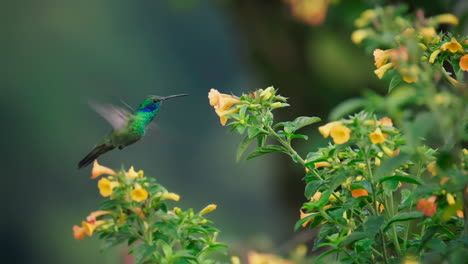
[429,50,441,63]
[351,29,372,44]
[286,0,329,26]
[91,160,116,179]
[300,209,314,228]
[456,210,464,218]
[214,107,239,126]
[382,146,396,157]
[131,188,149,202]
[314,161,331,169]
[427,161,437,176]
[208,89,241,126]
[373,49,392,68]
[440,38,463,53]
[260,86,275,100]
[440,177,450,185]
[446,193,456,205]
[200,204,217,215]
[133,208,146,219]
[98,177,119,197]
[82,220,106,236]
[160,192,180,201]
[433,14,459,25]
[375,157,381,166]
[247,251,293,264]
[420,27,437,42]
[86,210,111,223]
[318,121,342,138]
[369,128,385,144]
[417,196,437,216]
[354,9,376,27]
[376,201,385,213]
[374,62,393,79]
[73,225,87,240]
[460,55,468,71]
[310,191,322,201]
[330,124,351,144]
[126,166,142,179]
[351,188,369,198]
[378,117,393,127]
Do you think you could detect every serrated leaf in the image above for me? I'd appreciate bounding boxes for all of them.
[291,116,321,130]
[388,76,402,93]
[379,175,423,185]
[383,211,424,231]
[329,98,366,120]
[246,145,288,160]
[236,136,255,162]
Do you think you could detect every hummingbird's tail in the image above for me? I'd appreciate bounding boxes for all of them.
[78,143,115,169]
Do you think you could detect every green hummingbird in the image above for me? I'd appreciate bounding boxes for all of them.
[78,94,189,168]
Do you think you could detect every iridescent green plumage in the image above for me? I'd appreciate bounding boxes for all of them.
[78,94,188,168]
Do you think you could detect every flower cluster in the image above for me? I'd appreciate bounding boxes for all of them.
[73,160,227,264]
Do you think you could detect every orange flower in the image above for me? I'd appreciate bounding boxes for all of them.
[440,177,450,185]
[73,225,87,240]
[310,191,322,201]
[86,210,112,223]
[456,210,464,218]
[351,188,369,198]
[82,220,106,236]
[440,38,463,53]
[300,209,314,227]
[286,0,329,26]
[427,161,437,176]
[208,89,241,126]
[133,208,146,219]
[460,55,468,72]
[91,160,116,179]
[378,117,393,127]
[417,196,437,216]
[369,128,385,144]
[330,124,351,144]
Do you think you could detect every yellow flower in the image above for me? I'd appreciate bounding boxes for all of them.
[446,193,456,205]
[378,117,393,127]
[419,27,437,42]
[440,38,463,53]
[433,14,459,25]
[91,160,116,179]
[126,166,139,179]
[300,209,314,228]
[314,161,331,169]
[374,63,393,79]
[330,124,351,144]
[429,49,441,63]
[200,204,217,215]
[260,86,275,100]
[86,210,111,223]
[460,55,468,72]
[376,201,385,213]
[354,9,376,27]
[214,107,240,126]
[131,188,149,202]
[351,188,369,198]
[82,220,106,236]
[231,256,241,264]
[288,0,329,26]
[310,191,322,201]
[318,121,342,138]
[161,192,180,201]
[356,176,364,182]
[247,251,293,264]
[72,225,87,240]
[427,161,437,176]
[208,89,240,110]
[375,157,381,166]
[373,49,392,68]
[351,29,372,44]
[369,128,385,144]
[98,177,119,197]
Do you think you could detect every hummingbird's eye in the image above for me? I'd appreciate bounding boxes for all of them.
[152,99,158,103]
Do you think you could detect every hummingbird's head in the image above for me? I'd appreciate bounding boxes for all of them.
[137,94,189,113]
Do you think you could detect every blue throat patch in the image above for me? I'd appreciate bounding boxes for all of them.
[139,102,160,113]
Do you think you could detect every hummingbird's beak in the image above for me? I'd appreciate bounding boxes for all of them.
[161,94,189,101]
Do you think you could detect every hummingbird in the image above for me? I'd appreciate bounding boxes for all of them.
[78,94,189,169]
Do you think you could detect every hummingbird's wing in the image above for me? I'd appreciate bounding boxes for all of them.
[89,102,134,131]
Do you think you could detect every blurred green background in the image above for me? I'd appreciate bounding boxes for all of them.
[2,0,463,263]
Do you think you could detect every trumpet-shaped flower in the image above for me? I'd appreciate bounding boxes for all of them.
[73,225,87,240]
[429,50,441,64]
[131,188,149,202]
[287,0,328,26]
[208,89,240,110]
[460,55,468,72]
[446,193,456,205]
[214,107,240,126]
[300,209,314,228]
[200,204,217,215]
[86,210,112,223]
[351,188,369,198]
[434,14,459,25]
[374,63,393,79]
[369,128,385,144]
[314,161,331,169]
[247,251,293,264]
[91,160,116,179]
[330,124,351,144]
[427,161,437,176]
[98,177,119,197]
[420,27,437,42]
[310,191,322,201]
[351,29,372,44]
[126,166,142,179]
[378,117,393,127]
[417,196,437,216]
[161,192,180,201]
[440,38,463,53]
[373,49,392,68]
[82,220,106,236]
[456,210,464,218]
[354,9,376,27]
[318,121,342,138]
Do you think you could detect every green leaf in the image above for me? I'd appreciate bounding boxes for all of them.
[317,248,341,260]
[339,232,368,246]
[246,145,288,160]
[133,244,157,264]
[329,98,366,120]
[247,126,261,139]
[388,76,402,93]
[363,216,384,235]
[379,175,423,185]
[305,180,328,199]
[383,211,424,231]
[294,213,318,231]
[291,116,321,131]
[290,134,309,140]
[236,136,255,162]
[374,154,409,182]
